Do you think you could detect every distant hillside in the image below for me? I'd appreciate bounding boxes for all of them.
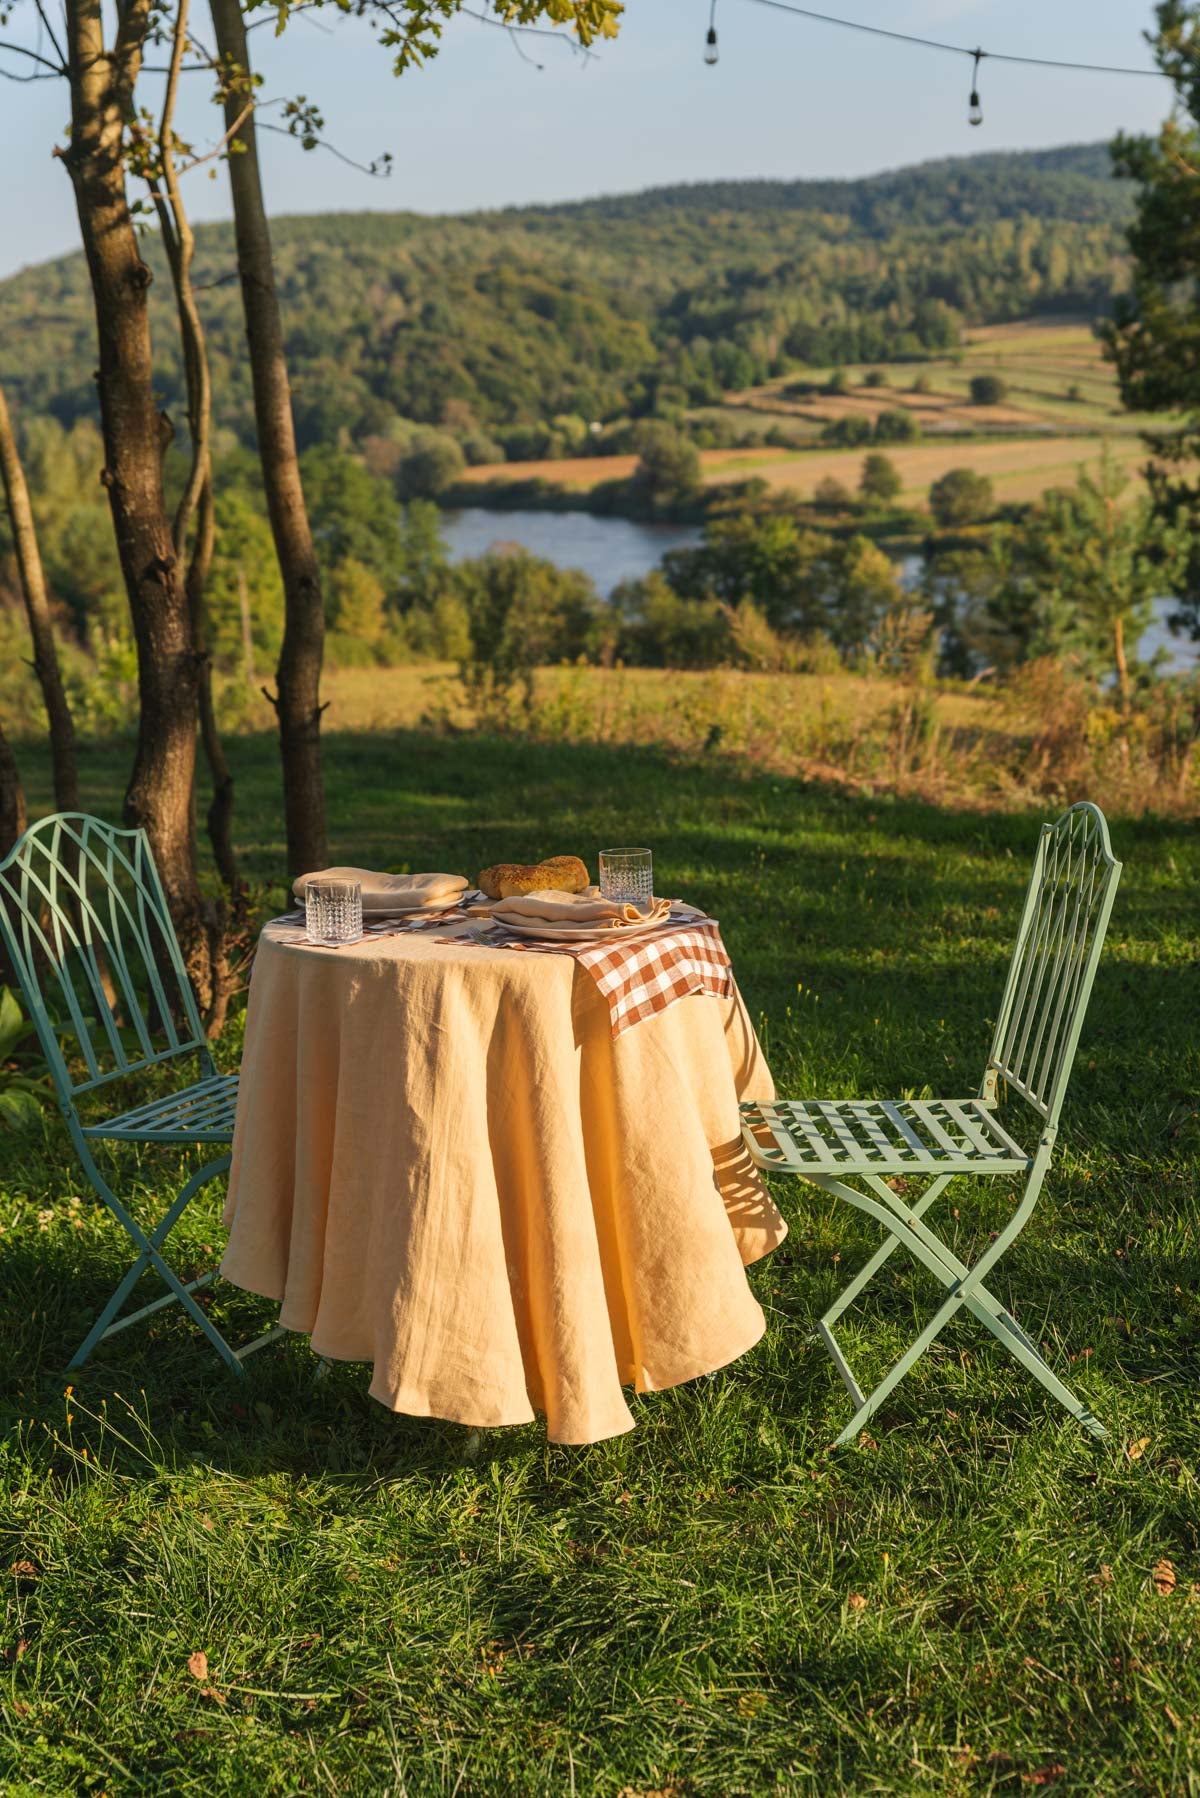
[0,142,1134,457]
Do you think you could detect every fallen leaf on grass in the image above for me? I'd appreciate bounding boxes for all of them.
[1095,1564,1113,1585]
[1023,1761,1066,1786]
[1127,1437,1151,1462]
[187,1651,209,1681]
[198,1686,227,1706]
[848,1593,868,1612]
[1152,1559,1177,1596]
[8,1561,39,1582]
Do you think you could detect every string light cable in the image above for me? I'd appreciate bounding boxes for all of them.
[716,0,1172,87]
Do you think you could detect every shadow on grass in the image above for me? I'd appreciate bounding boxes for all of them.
[6,721,1198,1480]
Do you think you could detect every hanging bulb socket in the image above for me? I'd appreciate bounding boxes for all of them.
[704,0,719,65]
[968,49,983,125]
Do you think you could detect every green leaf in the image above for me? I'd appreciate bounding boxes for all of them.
[0,1087,42,1131]
[0,987,28,1062]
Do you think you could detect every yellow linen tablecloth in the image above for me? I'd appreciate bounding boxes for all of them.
[222,920,786,1444]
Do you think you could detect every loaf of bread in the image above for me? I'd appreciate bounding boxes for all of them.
[477,855,590,900]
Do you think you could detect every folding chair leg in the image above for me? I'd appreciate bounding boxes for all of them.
[68,1152,280,1378]
[817,1174,953,1335]
[970,1303,1106,1440]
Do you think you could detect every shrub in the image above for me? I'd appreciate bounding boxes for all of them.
[863,369,888,388]
[929,467,996,529]
[455,547,598,709]
[628,423,701,511]
[969,373,1008,406]
[859,452,903,506]
[874,409,921,444]
[395,433,466,499]
[813,476,855,513]
[821,415,872,447]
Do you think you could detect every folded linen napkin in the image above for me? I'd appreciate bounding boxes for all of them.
[487,889,671,929]
[292,867,468,910]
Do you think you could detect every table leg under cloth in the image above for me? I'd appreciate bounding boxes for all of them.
[221,924,786,1443]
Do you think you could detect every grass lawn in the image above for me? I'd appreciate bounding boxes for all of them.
[2,727,1199,1796]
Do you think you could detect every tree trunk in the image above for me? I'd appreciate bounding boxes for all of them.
[238,563,256,687]
[147,0,240,899]
[0,718,26,859]
[0,384,80,814]
[1113,613,1131,715]
[209,0,328,876]
[61,0,214,1007]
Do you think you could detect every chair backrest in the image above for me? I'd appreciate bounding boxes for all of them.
[0,812,208,1105]
[984,801,1122,1128]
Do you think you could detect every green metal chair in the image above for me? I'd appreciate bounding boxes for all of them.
[741,801,1122,1447]
[0,812,282,1375]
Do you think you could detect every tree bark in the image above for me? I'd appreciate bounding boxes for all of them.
[61,0,214,1006]
[0,384,80,814]
[146,0,240,898]
[209,0,328,875]
[0,718,26,860]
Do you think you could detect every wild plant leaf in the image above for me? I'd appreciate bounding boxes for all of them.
[0,987,29,1062]
[0,1087,42,1131]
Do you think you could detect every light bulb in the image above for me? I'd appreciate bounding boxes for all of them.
[968,88,982,126]
[704,25,718,65]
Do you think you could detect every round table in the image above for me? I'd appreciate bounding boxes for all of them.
[222,919,786,1443]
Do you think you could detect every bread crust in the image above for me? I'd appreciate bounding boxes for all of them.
[478,855,589,899]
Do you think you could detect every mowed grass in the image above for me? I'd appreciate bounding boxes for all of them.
[2,726,1199,1796]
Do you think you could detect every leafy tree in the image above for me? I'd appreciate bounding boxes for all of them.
[863,369,887,388]
[1023,450,1186,709]
[969,374,1008,405]
[1104,0,1200,638]
[395,501,452,611]
[823,416,872,447]
[874,409,921,444]
[859,452,903,507]
[629,423,701,512]
[823,536,908,663]
[455,547,597,707]
[813,476,855,513]
[929,467,995,528]
[661,511,824,631]
[206,491,286,674]
[395,433,467,500]
[609,572,728,669]
[329,558,388,644]
[826,369,848,395]
[300,447,404,589]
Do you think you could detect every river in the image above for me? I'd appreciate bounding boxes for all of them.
[440,506,1197,677]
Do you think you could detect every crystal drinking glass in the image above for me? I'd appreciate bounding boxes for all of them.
[599,847,654,907]
[305,878,363,945]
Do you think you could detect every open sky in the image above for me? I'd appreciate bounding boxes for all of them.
[0,0,1172,282]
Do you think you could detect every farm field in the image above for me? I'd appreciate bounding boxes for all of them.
[731,320,1163,437]
[2,723,1198,1795]
[458,432,1149,508]
[457,322,1172,510]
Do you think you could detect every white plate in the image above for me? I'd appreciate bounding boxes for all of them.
[490,905,703,945]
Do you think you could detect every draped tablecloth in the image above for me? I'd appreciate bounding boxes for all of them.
[222,919,786,1444]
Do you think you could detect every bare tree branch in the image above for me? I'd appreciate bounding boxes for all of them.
[0,36,66,72]
[31,0,66,66]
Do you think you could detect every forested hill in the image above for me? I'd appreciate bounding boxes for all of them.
[0,142,1133,456]
[530,144,1129,230]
